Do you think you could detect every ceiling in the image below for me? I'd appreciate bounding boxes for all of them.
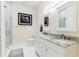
[13,1,42,7]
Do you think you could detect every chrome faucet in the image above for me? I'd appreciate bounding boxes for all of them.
[60,34,66,39]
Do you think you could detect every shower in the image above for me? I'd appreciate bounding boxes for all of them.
[5,1,12,48]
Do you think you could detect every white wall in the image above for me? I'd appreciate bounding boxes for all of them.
[37,2,51,34]
[0,2,1,56]
[12,3,38,43]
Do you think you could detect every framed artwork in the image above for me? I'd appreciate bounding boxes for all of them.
[44,17,49,26]
[18,13,32,25]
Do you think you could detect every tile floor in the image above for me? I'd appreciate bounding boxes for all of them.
[6,39,37,57]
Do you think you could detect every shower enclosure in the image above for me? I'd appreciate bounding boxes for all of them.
[5,1,12,48]
[1,1,12,56]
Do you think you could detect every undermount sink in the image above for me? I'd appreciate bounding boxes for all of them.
[50,39,75,47]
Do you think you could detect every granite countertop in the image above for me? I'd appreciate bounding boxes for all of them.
[34,33,76,48]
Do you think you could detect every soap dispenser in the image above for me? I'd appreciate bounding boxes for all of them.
[40,24,43,32]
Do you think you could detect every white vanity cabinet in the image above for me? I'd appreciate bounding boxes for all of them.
[76,42,79,57]
[34,36,77,57]
[57,2,78,32]
[34,36,48,56]
[47,41,77,57]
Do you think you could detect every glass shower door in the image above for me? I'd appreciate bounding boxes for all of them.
[5,1,12,48]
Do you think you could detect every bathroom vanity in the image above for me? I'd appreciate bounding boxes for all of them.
[34,34,77,57]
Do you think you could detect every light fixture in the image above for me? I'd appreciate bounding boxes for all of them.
[43,1,68,14]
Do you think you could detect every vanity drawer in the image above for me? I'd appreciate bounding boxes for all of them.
[46,48,64,57]
[39,39,64,56]
[47,41,65,55]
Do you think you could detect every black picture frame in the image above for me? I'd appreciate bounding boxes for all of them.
[18,13,32,25]
[44,17,49,26]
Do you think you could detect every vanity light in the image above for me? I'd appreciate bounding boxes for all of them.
[43,1,68,15]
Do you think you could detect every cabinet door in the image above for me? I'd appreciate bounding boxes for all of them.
[33,37,39,51]
[41,39,64,57]
[34,37,47,57]
[47,41,64,57]
[77,43,79,56]
[39,39,47,57]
